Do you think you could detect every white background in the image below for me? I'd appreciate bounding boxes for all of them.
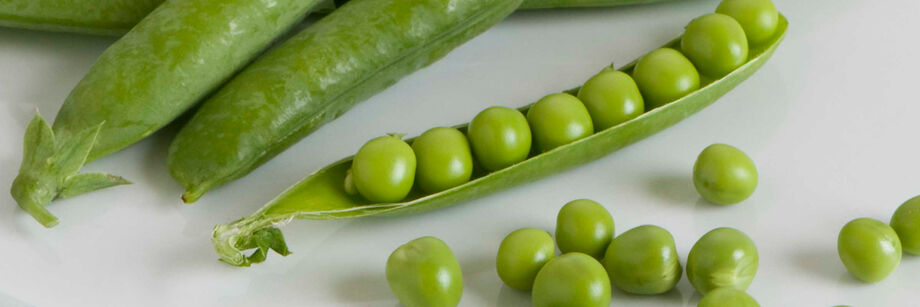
[2,0,919,306]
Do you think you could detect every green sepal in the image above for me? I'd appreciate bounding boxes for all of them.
[241,227,292,264]
[60,173,132,199]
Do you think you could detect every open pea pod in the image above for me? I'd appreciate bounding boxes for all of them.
[214,15,788,267]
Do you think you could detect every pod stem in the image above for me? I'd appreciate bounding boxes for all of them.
[212,213,294,266]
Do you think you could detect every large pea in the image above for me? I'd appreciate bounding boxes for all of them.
[527,93,594,152]
[698,288,760,307]
[496,228,556,290]
[891,195,920,255]
[632,48,700,108]
[838,218,901,283]
[555,199,614,259]
[693,144,758,205]
[411,127,473,194]
[468,107,532,171]
[716,0,779,46]
[681,13,749,78]
[351,135,416,202]
[576,69,644,130]
[532,253,611,307]
[687,227,759,294]
[603,225,681,294]
[386,236,463,307]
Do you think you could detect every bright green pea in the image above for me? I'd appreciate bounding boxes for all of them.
[532,253,611,307]
[468,106,532,171]
[603,225,681,294]
[693,144,758,205]
[716,0,779,46]
[576,69,645,130]
[698,288,760,307]
[496,228,556,290]
[891,195,920,255]
[526,93,594,152]
[386,236,463,307]
[351,135,416,202]
[411,127,473,194]
[632,48,700,108]
[681,13,749,78]
[838,218,901,283]
[687,227,759,294]
[555,199,614,259]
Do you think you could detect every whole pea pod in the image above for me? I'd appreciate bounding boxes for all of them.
[213,14,788,266]
[10,0,328,227]
[167,0,523,203]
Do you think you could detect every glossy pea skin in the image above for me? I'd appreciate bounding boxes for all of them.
[555,199,614,259]
[681,13,749,78]
[698,288,760,307]
[687,227,759,294]
[891,195,920,255]
[576,70,644,131]
[633,48,700,108]
[468,107,532,171]
[716,0,780,46]
[386,236,463,307]
[351,135,416,202]
[527,93,594,152]
[532,253,611,307]
[838,218,902,283]
[693,144,758,205]
[603,225,682,294]
[496,228,556,290]
[411,127,473,194]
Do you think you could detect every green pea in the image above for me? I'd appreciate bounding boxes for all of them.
[891,195,920,255]
[468,106,532,171]
[496,228,556,290]
[576,70,645,131]
[687,227,758,294]
[532,253,611,307]
[411,127,474,194]
[555,199,614,259]
[693,144,758,205]
[838,218,901,283]
[527,93,594,152]
[716,0,780,46]
[698,288,760,307]
[681,13,749,78]
[351,135,416,202]
[386,236,463,307]
[603,225,681,294]
[633,48,700,108]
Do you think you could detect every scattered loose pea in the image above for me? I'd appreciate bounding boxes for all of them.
[496,228,556,290]
[687,227,759,294]
[698,288,760,307]
[838,218,901,283]
[412,127,474,193]
[681,13,749,78]
[891,195,920,255]
[527,93,594,152]
[693,143,758,205]
[633,48,701,108]
[351,135,416,202]
[386,236,463,307]
[576,69,645,130]
[468,106,532,171]
[716,0,779,45]
[555,199,615,259]
[532,252,611,307]
[603,225,682,294]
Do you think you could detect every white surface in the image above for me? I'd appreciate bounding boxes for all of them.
[1,0,919,306]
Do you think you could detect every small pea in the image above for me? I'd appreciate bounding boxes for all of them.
[532,252,611,307]
[496,228,556,290]
[351,135,416,202]
[527,93,594,152]
[681,13,749,78]
[687,227,759,294]
[716,0,780,46]
[411,127,474,194]
[693,144,758,205]
[555,199,614,259]
[468,107,532,171]
[576,69,645,130]
[386,236,463,307]
[698,288,760,307]
[633,48,700,108]
[891,195,920,255]
[838,218,901,283]
[603,225,682,294]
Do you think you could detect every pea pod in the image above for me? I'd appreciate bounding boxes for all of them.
[212,15,788,267]
[10,0,328,227]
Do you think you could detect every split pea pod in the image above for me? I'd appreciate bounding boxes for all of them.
[167,0,523,203]
[10,0,328,227]
[212,14,788,267]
